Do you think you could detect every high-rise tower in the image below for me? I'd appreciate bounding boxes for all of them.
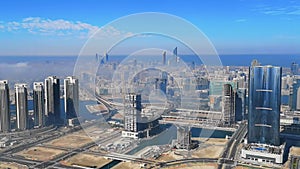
[33,82,45,127]
[64,76,79,120]
[248,64,281,146]
[162,51,166,65]
[15,83,29,130]
[222,84,235,125]
[0,80,10,132]
[123,93,142,133]
[45,76,61,125]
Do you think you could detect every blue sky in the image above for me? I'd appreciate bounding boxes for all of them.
[0,0,300,56]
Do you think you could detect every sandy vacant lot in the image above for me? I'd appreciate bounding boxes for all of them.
[46,134,92,149]
[113,162,142,169]
[0,162,28,169]
[192,145,224,158]
[61,153,111,168]
[158,151,185,161]
[16,146,66,161]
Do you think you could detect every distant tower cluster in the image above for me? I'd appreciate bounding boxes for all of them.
[96,53,109,64]
[291,62,299,75]
[155,71,168,95]
[289,77,300,111]
[0,76,79,133]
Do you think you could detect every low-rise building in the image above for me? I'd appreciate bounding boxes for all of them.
[241,143,285,164]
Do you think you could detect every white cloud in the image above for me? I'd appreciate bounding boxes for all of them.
[92,25,133,39]
[0,17,131,39]
[0,62,29,68]
[235,19,247,23]
[256,4,300,16]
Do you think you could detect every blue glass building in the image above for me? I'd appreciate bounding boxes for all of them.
[235,88,246,121]
[289,78,300,111]
[248,65,282,146]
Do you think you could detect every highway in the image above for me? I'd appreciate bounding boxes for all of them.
[159,119,236,132]
[218,121,247,169]
[161,158,218,167]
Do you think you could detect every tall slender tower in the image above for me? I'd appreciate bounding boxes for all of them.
[0,80,10,132]
[222,84,235,125]
[235,88,246,121]
[162,51,166,65]
[45,76,61,125]
[64,76,79,119]
[15,84,29,130]
[248,64,281,146]
[33,82,45,127]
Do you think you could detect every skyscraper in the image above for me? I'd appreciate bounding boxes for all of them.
[248,64,281,146]
[124,93,142,133]
[33,82,45,127]
[235,88,246,121]
[105,52,109,62]
[222,84,235,125]
[289,77,300,111]
[291,62,299,75]
[162,51,166,65]
[45,76,61,125]
[15,84,29,130]
[0,80,10,132]
[173,47,179,63]
[64,76,79,119]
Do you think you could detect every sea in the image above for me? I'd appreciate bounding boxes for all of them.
[0,54,299,67]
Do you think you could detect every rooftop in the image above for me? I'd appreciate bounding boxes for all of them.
[243,143,284,155]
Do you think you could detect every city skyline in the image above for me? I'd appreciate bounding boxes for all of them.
[1,1,300,169]
[0,0,300,56]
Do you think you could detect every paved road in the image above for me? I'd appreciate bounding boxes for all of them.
[218,122,247,169]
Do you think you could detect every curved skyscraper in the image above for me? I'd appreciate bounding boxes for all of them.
[248,65,282,146]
